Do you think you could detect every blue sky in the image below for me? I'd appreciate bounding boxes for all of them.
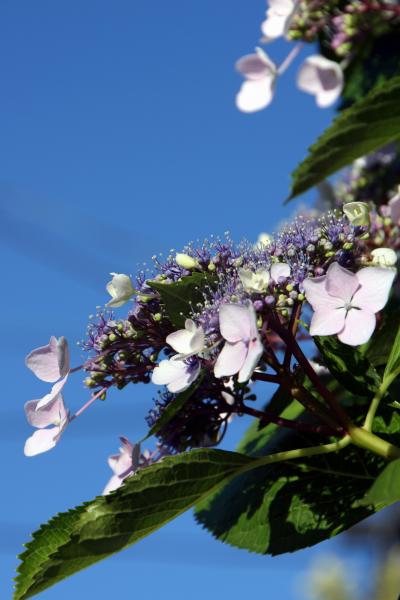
[0,1,376,598]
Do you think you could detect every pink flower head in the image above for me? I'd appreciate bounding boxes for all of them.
[214,303,264,382]
[235,47,277,113]
[297,55,343,108]
[25,336,70,410]
[303,262,395,346]
[261,0,297,41]
[24,394,69,456]
[103,437,141,495]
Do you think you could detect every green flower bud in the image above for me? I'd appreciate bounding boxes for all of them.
[343,201,370,227]
[175,253,200,270]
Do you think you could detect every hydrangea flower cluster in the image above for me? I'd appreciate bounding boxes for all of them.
[23,200,398,494]
[235,0,400,112]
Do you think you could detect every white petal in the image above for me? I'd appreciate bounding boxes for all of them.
[238,268,270,293]
[35,375,68,410]
[106,273,135,307]
[389,192,400,223]
[236,76,276,113]
[371,248,397,268]
[167,362,200,393]
[325,262,359,304]
[309,307,346,337]
[151,359,186,386]
[25,337,62,382]
[261,12,288,39]
[56,337,70,378]
[214,341,247,379]
[24,427,60,456]
[238,337,264,382]
[270,262,291,281]
[218,304,252,343]
[338,309,376,346]
[352,267,395,313]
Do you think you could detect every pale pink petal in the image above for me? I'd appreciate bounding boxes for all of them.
[166,329,194,355]
[326,262,359,303]
[152,359,186,386]
[352,267,395,312]
[35,375,68,410]
[103,474,124,495]
[338,309,376,346]
[214,341,247,379]
[309,307,346,336]
[389,193,400,223]
[236,77,276,113]
[25,395,66,428]
[219,304,252,343]
[56,337,70,378]
[270,262,291,281]
[235,53,273,80]
[297,55,343,108]
[25,337,61,382]
[24,427,59,456]
[238,338,264,383]
[303,276,344,311]
[261,13,287,40]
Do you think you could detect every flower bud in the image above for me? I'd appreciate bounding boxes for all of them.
[371,248,397,268]
[343,202,370,227]
[175,253,199,270]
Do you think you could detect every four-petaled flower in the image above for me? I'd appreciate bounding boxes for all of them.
[106,272,136,307]
[103,437,141,495]
[24,394,69,456]
[297,55,343,108]
[152,319,205,393]
[25,336,70,410]
[235,47,277,113]
[261,0,297,41]
[303,262,395,346]
[214,303,264,382]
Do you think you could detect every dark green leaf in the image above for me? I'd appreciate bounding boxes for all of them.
[314,336,380,397]
[148,273,216,328]
[384,322,400,381]
[195,406,400,556]
[14,449,251,600]
[365,301,400,369]
[359,458,400,508]
[289,75,400,200]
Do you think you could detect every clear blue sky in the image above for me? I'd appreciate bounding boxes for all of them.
[0,1,376,598]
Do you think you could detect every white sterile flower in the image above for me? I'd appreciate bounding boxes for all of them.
[24,394,69,456]
[343,201,370,227]
[235,47,277,113]
[270,262,291,281]
[261,0,297,41]
[214,303,264,382]
[255,232,272,247]
[297,55,343,108]
[152,357,201,393]
[238,268,270,293]
[103,437,141,495]
[371,248,397,268]
[166,319,205,359]
[175,253,199,270]
[106,273,135,307]
[220,391,235,422]
[25,336,70,410]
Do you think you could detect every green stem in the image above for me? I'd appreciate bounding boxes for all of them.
[349,426,400,460]
[238,435,352,474]
[364,369,400,432]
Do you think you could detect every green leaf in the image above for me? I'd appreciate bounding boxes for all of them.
[365,301,400,369]
[143,375,203,440]
[314,336,380,397]
[195,406,398,556]
[14,449,251,600]
[148,272,216,328]
[384,322,400,381]
[359,458,400,508]
[289,75,400,199]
